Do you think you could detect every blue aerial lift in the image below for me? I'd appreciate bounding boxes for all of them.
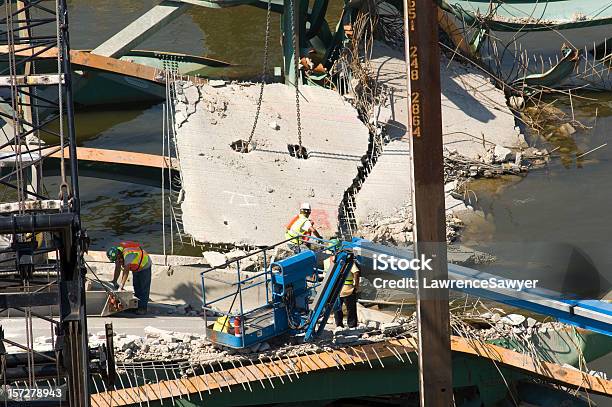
[200,238,359,348]
[200,237,612,348]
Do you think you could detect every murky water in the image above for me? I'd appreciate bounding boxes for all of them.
[460,94,612,299]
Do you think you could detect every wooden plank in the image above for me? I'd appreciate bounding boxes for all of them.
[90,335,612,405]
[0,145,177,169]
[0,74,64,86]
[69,50,168,84]
[403,0,453,405]
[0,44,58,58]
[44,146,178,169]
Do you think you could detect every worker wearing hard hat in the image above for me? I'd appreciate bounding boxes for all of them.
[285,202,322,254]
[326,239,360,328]
[107,242,152,315]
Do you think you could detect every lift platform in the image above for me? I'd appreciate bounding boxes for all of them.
[200,238,359,348]
[201,237,612,349]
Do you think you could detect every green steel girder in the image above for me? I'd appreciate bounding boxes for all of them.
[131,353,533,407]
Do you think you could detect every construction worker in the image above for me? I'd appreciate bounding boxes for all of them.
[335,262,360,328]
[325,239,360,329]
[285,202,322,253]
[107,242,152,315]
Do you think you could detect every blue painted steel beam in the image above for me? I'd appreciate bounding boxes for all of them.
[353,240,612,337]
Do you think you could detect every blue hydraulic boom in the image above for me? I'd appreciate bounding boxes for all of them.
[200,237,612,349]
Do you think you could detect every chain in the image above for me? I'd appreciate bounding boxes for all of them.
[56,0,67,189]
[242,0,273,152]
[290,0,303,153]
[5,0,25,212]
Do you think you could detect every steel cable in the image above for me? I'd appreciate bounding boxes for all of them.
[242,0,273,152]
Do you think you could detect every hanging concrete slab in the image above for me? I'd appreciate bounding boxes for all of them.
[173,82,371,246]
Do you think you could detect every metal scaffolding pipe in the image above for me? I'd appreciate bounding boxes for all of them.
[0,213,75,234]
[2,363,59,381]
[2,350,56,368]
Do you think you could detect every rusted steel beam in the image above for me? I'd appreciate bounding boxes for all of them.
[403,0,452,405]
[90,336,612,405]
[0,46,206,85]
[0,199,61,213]
[436,7,472,57]
[448,336,612,396]
[0,73,64,86]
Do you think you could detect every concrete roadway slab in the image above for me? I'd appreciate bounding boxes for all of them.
[174,82,371,246]
[355,42,523,226]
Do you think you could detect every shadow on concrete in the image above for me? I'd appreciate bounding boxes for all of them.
[386,119,407,140]
[442,72,496,124]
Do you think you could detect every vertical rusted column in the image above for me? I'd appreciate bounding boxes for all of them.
[402,0,453,405]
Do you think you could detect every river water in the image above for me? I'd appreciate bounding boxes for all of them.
[460,94,612,300]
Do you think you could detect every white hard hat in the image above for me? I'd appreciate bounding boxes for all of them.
[300,202,311,211]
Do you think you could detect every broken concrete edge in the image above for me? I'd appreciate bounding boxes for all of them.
[174,81,370,246]
[168,53,540,249]
[348,41,540,246]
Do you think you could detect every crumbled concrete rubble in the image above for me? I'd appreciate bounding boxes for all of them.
[454,310,572,342]
[357,201,464,244]
[99,309,591,368]
[201,248,268,272]
[104,319,417,365]
[444,148,533,180]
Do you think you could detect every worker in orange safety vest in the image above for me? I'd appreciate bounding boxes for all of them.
[285,202,322,253]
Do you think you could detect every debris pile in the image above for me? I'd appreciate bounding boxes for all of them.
[452,311,568,341]
[106,320,416,365]
[357,201,464,244]
[96,307,600,376]
[98,307,578,366]
[444,148,528,181]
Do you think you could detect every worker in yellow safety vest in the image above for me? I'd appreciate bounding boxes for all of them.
[107,242,152,315]
[325,239,360,328]
[285,202,322,253]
